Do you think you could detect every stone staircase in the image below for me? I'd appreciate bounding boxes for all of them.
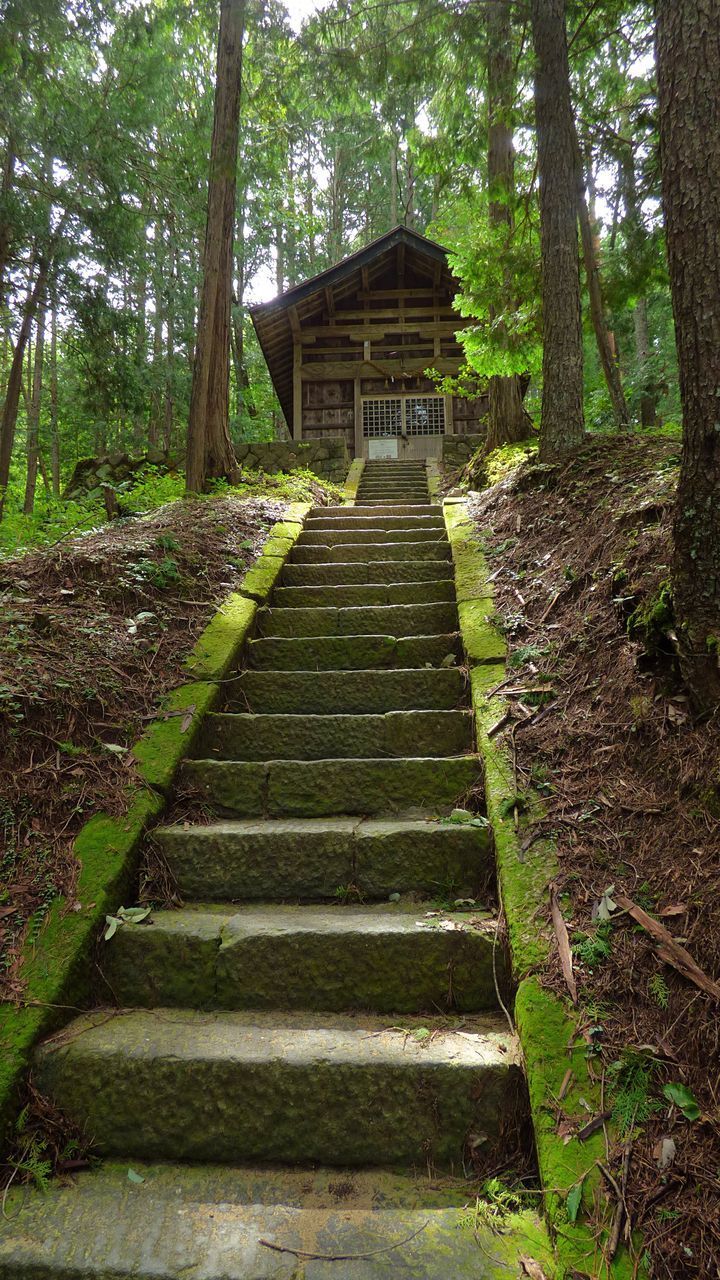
[0,462,554,1278]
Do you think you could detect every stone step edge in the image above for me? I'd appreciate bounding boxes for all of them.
[0,503,314,1152]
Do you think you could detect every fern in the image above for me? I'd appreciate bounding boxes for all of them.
[648,974,670,1010]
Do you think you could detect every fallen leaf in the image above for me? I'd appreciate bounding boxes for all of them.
[180,704,196,733]
[519,1257,549,1280]
[615,893,720,1000]
[659,903,687,918]
[566,1180,584,1223]
[653,1136,677,1169]
[550,885,577,1005]
[663,1082,701,1121]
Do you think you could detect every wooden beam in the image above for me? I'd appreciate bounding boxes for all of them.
[358,288,444,300]
[293,339,302,440]
[324,287,335,321]
[353,377,363,458]
[288,305,301,338]
[300,357,463,379]
[299,322,460,340]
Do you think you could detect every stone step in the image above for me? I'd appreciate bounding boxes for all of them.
[281,560,454,586]
[156,816,490,900]
[290,542,451,564]
[100,903,503,1013]
[357,488,429,497]
[181,754,480,817]
[0,1161,556,1280]
[305,513,445,530]
[198,710,473,761]
[246,633,461,670]
[228,667,466,713]
[320,503,440,516]
[34,1009,518,1166]
[360,499,433,507]
[256,602,457,638]
[299,527,444,545]
[273,581,455,608]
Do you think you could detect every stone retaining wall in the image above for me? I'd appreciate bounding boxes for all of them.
[235,439,348,481]
[441,435,484,470]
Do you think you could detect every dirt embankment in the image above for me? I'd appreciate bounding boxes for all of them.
[472,436,719,1280]
[0,490,330,1001]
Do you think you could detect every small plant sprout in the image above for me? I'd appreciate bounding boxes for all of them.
[103,905,153,941]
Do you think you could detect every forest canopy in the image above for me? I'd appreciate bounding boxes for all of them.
[0,0,674,545]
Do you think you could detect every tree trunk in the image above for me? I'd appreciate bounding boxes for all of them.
[0,256,48,520]
[620,137,657,426]
[185,0,244,494]
[633,296,656,427]
[49,291,60,496]
[485,0,532,452]
[0,138,16,314]
[657,0,720,710]
[23,299,46,514]
[390,140,399,226]
[577,164,629,429]
[531,0,584,460]
[164,240,177,455]
[148,272,163,450]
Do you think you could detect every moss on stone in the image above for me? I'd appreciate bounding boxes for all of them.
[282,501,311,524]
[344,459,364,504]
[458,599,506,664]
[238,554,285,603]
[184,593,258,681]
[0,786,163,1148]
[132,682,219,792]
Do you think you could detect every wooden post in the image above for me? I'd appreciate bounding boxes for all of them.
[293,339,302,440]
[354,378,363,458]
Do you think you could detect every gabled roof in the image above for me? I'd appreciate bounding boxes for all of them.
[249,226,456,431]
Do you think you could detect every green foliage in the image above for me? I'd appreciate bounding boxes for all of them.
[573,923,613,972]
[648,973,669,1010]
[608,1050,662,1135]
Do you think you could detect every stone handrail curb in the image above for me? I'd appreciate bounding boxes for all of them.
[343,459,364,505]
[443,497,641,1280]
[0,504,311,1150]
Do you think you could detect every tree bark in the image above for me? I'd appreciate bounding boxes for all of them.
[485,0,532,452]
[0,255,48,520]
[0,137,16,314]
[577,163,630,429]
[49,291,60,496]
[620,137,657,426]
[23,298,46,514]
[531,0,584,460]
[185,0,244,494]
[656,0,720,710]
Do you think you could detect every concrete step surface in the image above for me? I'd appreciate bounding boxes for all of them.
[246,632,461,670]
[256,601,457,638]
[155,815,491,900]
[198,709,473,761]
[0,1162,556,1280]
[304,513,445,530]
[34,1008,518,1165]
[228,667,466,713]
[100,902,504,1012]
[272,580,455,608]
[289,542,451,563]
[280,559,454,585]
[181,754,480,817]
[299,527,445,545]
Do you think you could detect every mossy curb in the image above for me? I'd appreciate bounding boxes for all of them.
[0,505,308,1152]
[444,497,642,1280]
[426,459,442,503]
[344,459,364,505]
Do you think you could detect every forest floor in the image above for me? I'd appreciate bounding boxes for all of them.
[0,471,339,1003]
[466,435,719,1280]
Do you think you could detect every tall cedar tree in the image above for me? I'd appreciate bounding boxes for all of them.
[485,0,532,450]
[656,0,720,709]
[531,0,584,459]
[186,0,244,493]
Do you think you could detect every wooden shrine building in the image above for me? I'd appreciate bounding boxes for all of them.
[250,226,486,460]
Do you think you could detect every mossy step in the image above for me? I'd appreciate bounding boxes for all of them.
[100,903,504,1013]
[257,601,458,638]
[320,503,439,516]
[290,541,451,563]
[198,710,473,761]
[34,1009,518,1165]
[305,514,445,530]
[181,754,480,817]
[360,499,433,507]
[299,527,444,545]
[156,816,491,900]
[0,1161,557,1280]
[228,667,466,713]
[356,489,430,497]
[281,560,454,586]
[273,581,455,607]
[246,633,461,670]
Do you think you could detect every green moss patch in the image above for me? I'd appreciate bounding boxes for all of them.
[183,594,258,681]
[132,681,220,792]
